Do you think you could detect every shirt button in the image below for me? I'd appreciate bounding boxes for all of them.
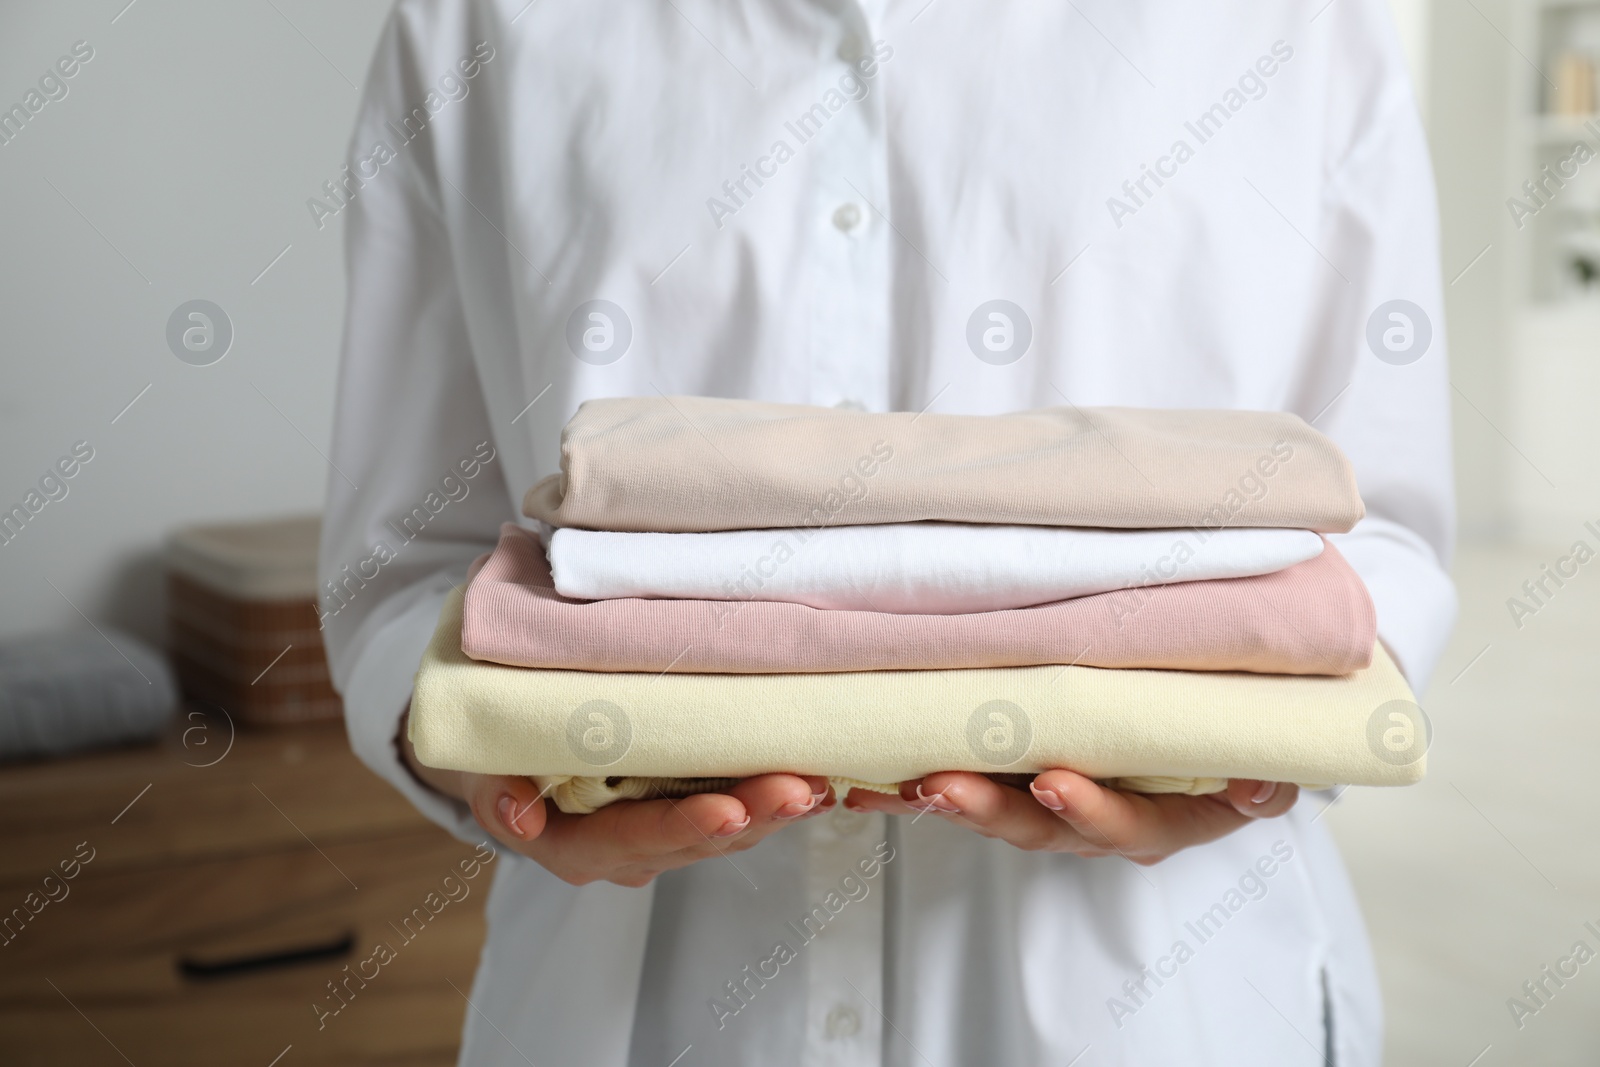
[836,35,864,63]
[825,1003,862,1038]
[831,202,863,233]
[833,398,866,411]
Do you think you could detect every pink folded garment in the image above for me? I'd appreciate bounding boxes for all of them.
[461,524,1376,676]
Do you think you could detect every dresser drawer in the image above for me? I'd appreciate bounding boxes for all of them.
[0,715,493,1066]
[0,720,433,883]
[0,830,493,1065]
[3,985,474,1067]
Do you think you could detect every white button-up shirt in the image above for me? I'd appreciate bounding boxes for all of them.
[321,1,1455,1064]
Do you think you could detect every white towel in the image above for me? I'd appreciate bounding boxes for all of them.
[546,523,1326,614]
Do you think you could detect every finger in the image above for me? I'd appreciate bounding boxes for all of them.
[1032,769,1249,858]
[553,790,751,858]
[568,775,830,884]
[537,773,825,869]
[843,786,922,815]
[907,772,1076,851]
[900,776,960,813]
[462,774,550,846]
[651,776,832,868]
[1223,780,1301,819]
[845,776,973,815]
[726,774,831,823]
[1031,770,1152,850]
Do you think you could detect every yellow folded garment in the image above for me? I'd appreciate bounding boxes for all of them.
[411,591,1426,814]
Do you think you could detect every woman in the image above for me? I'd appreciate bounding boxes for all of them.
[321,1,1455,1062]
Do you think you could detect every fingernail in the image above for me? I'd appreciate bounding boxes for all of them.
[914,784,959,813]
[775,797,818,820]
[843,795,871,812]
[1250,782,1278,806]
[1030,783,1066,811]
[714,816,751,838]
[497,796,523,836]
[811,788,831,804]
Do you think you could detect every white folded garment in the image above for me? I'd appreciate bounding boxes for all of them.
[546,523,1326,614]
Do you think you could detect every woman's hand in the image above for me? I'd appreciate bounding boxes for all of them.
[455,771,831,887]
[843,771,1298,865]
[397,711,829,886]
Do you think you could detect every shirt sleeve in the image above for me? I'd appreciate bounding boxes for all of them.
[319,12,511,844]
[1301,10,1458,692]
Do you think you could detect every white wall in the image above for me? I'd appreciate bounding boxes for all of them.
[1425,0,1517,543]
[0,0,394,644]
[1378,0,1528,545]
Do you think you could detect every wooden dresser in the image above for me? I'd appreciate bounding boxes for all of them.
[0,712,488,1066]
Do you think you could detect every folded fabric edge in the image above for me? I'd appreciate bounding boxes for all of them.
[523,476,1364,535]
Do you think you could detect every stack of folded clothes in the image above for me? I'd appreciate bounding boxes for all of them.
[409,397,1425,814]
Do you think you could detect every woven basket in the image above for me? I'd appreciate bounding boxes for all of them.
[165,516,340,726]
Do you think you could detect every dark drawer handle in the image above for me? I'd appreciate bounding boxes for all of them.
[178,930,356,980]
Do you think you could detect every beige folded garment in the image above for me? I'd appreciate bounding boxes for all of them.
[412,591,1425,814]
[523,396,1365,533]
